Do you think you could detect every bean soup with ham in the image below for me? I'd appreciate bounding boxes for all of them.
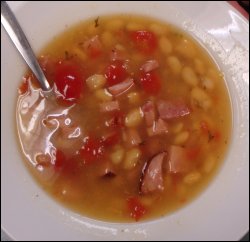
[16,15,231,222]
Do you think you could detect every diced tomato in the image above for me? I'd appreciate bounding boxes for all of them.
[101,130,120,146]
[186,147,200,160]
[127,197,146,221]
[54,149,66,169]
[54,61,83,104]
[80,136,105,164]
[157,100,190,120]
[105,60,128,86]
[130,30,157,54]
[140,71,161,95]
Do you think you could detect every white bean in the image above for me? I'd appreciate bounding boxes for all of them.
[182,66,199,86]
[176,38,196,58]
[86,74,106,91]
[191,87,212,110]
[159,37,172,55]
[95,89,113,101]
[202,77,214,90]
[123,148,141,169]
[202,155,216,173]
[127,92,141,105]
[125,108,143,128]
[173,131,189,145]
[194,58,205,75]
[167,56,182,75]
[183,171,201,185]
[171,122,184,134]
[110,146,125,165]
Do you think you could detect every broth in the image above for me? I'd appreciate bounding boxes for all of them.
[16,15,231,222]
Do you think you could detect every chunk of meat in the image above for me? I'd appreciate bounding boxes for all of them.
[100,101,120,112]
[168,145,192,173]
[142,100,155,126]
[126,128,142,146]
[107,78,134,96]
[140,60,159,72]
[147,118,168,136]
[141,152,166,194]
[157,100,190,120]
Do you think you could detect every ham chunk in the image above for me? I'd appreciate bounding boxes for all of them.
[141,152,166,194]
[168,145,192,173]
[100,101,120,112]
[140,59,159,72]
[142,100,156,126]
[108,78,134,96]
[157,100,190,120]
[147,118,168,137]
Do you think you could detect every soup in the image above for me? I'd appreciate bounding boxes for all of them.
[16,15,231,222]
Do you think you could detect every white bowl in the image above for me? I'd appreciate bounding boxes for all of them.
[1,1,249,240]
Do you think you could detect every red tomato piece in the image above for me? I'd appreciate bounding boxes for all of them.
[127,197,146,221]
[54,149,66,169]
[54,61,83,104]
[130,30,157,54]
[80,136,105,164]
[140,71,161,95]
[105,61,128,86]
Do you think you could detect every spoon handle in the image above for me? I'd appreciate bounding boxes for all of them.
[1,1,50,91]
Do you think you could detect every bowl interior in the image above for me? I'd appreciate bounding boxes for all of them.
[1,1,249,240]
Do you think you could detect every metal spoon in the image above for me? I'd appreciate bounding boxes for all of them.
[1,1,50,91]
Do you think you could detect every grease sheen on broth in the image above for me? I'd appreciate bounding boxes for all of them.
[16,15,231,222]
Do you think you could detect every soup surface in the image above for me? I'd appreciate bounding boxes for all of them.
[16,15,231,222]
